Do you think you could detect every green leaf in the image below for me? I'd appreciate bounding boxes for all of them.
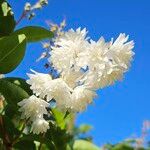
[40,144,51,150]
[52,108,72,130]
[111,144,134,150]
[0,0,16,37]
[13,26,54,42]
[52,108,66,129]
[45,123,73,150]
[78,124,92,133]
[0,34,26,74]
[0,79,29,108]
[14,140,36,150]
[2,78,30,131]
[5,77,32,95]
[73,140,100,150]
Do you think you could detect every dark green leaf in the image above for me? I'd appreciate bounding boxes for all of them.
[5,77,32,95]
[13,26,54,42]
[3,78,30,131]
[0,0,16,37]
[45,123,73,150]
[14,140,36,150]
[0,34,26,74]
[0,79,29,108]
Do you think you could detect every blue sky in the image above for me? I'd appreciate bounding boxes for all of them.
[8,0,150,146]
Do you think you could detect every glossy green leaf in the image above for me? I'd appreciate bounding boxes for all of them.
[73,140,100,150]
[0,34,26,74]
[0,79,29,108]
[13,26,54,42]
[5,77,32,95]
[0,0,16,37]
[52,108,66,129]
[52,108,72,130]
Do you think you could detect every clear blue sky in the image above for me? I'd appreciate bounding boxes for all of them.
[7,0,150,146]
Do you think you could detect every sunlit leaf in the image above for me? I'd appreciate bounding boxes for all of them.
[0,0,16,37]
[0,34,26,74]
[73,140,100,150]
[13,26,54,42]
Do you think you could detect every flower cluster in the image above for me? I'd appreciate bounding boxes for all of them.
[18,28,134,134]
[18,95,50,134]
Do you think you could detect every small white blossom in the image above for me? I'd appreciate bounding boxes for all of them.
[80,34,134,88]
[18,95,49,121]
[32,118,49,134]
[50,28,89,72]
[99,33,134,87]
[60,69,83,89]
[109,33,134,71]
[27,70,52,98]
[70,86,97,112]
[45,78,72,109]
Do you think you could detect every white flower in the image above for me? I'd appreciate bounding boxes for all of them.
[18,95,50,134]
[70,85,97,112]
[18,95,49,121]
[79,71,101,89]
[45,78,72,109]
[109,33,134,71]
[60,69,83,89]
[27,70,52,98]
[49,28,89,72]
[80,34,134,88]
[98,33,134,87]
[0,74,4,79]
[81,66,125,89]
[78,37,110,70]
[32,118,49,134]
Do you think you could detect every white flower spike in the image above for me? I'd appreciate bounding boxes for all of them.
[18,27,134,134]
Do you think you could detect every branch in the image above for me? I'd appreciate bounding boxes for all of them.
[0,116,12,150]
[16,11,27,26]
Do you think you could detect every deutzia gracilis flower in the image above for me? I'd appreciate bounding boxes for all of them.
[98,33,134,87]
[70,85,97,112]
[45,78,72,109]
[77,37,110,71]
[109,33,134,71]
[18,95,50,134]
[60,69,83,89]
[18,95,49,121]
[27,70,52,98]
[49,28,89,72]
[22,28,134,118]
[18,27,134,135]
[32,118,49,134]
[79,34,134,88]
